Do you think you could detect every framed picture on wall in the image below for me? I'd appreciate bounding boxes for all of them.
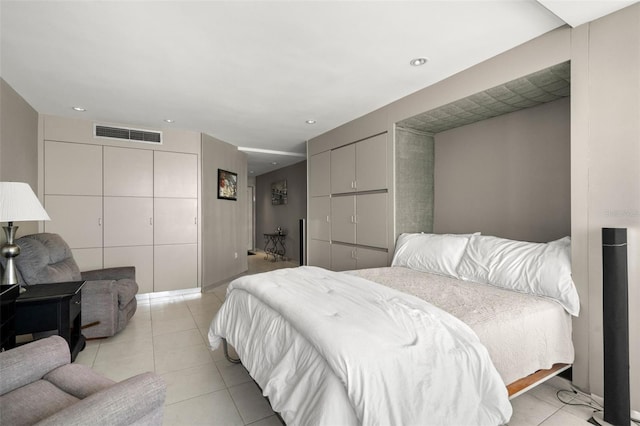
[271,180,287,205]
[218,169,238,200]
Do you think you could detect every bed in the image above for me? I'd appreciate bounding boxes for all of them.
[208,233,580,425]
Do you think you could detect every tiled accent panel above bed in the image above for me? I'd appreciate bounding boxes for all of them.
[395,127,434,236]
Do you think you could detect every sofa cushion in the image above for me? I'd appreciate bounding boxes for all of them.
[0,380,79,425]
[11,233,81,285]
[0,335,70,395]
[44,364,115,399]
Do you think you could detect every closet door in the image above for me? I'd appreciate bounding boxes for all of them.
[331,243,357,271]
[309,196,331,241]
[153,151,198,291]
[154,152,198,198]
[154,244,198,292]
[103,197,153,247]
[44,195,103,271]
[330,144,356,194]
[309,151,330,197]
[154,198,198,245]
[355,133,387,192]
[102,146,154,291]
[356,193,388,249]
[103,147,153,197]
[44,141,102,196]
[308,240,331,269]
[44,141,104,271]
[331,195,356,244]
[355,247,389,269]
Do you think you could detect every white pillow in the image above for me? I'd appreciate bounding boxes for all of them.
[456,235,580,316]
[391,232,478,278]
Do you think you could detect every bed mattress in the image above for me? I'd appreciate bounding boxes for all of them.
[350,266,574,385]
[209,266,513,425]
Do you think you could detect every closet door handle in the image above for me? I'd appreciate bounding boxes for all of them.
[194,217,198,225]
[98,218,102,226]
[326,216,330,223]
[149,218,153,226]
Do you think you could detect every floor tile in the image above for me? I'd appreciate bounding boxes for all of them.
[528,383,574,408]
[92,352,156,382]
[559,396,601,420]
[152,316,197,336]
[73,341,99,366]
[539,408,593,425]
[154,343,213,374]
[509,393,560,426]
[192,311,216,331]
[160,362,227,405]
[215,359,253,387]
[247,415,284,426]
[153,328,206,352]
[162,389,244,426]
[229,381,275,424]
[94,335,154,364]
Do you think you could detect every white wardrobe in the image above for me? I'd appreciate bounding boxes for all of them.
[41,116,200,293]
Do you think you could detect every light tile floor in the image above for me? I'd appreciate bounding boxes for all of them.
[74,253,599,425]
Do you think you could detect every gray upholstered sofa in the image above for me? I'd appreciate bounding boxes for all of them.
[0,233,138,339]
[0,335,166,425]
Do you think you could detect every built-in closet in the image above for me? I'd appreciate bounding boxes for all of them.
[40,115,200,293]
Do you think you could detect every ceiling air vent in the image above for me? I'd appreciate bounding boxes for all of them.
[94,124,162,144]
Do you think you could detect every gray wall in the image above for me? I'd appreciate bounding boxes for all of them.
[0,78,40,239]
[433,97,570,242]
[256,161,306,264]
[201,133,248,287]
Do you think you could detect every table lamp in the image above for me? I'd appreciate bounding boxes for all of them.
[0,182,51,289]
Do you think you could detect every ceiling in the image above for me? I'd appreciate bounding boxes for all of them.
[1,1,636,176]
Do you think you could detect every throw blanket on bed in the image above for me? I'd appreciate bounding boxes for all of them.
[210,266,512,425]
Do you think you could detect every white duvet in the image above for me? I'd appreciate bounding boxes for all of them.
[209,266,512,425]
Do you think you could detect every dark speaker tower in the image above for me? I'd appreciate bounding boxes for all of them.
[592,228,631,426]
[299,219,306,265]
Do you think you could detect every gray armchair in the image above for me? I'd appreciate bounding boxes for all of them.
[0,233,138,338]
[0,335,166,425]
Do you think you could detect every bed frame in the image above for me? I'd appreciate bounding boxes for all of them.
[507,363,571,398]
[224,338,570,401]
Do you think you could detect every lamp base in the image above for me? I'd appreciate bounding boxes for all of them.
[1,223,21,285]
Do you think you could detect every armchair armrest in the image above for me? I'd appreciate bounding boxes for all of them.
[0,336,69,395]
[35,372,166,426]
[81,279,117,296]
[82,266,135,281]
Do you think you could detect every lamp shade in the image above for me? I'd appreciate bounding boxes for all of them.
[0,182,50,222]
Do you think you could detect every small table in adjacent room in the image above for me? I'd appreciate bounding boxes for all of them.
[263,233,287,261]
[16,281,86,361]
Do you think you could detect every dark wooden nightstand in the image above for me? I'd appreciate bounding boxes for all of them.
[0,284,20,351]
[16,281,86,361]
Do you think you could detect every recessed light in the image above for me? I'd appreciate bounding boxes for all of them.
[250,171,254,174]
[164,119,174,123]
[271,162,278,165]
[72,106,86,112]
[305,119,316,124]
[409,57,429,67]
